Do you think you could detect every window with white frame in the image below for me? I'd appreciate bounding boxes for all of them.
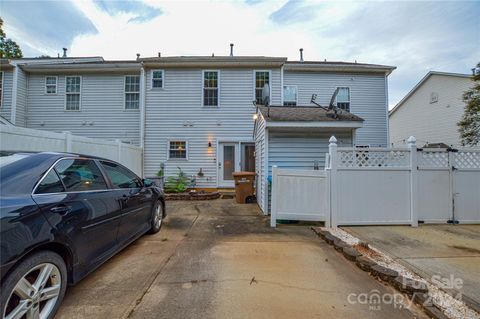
[65,76,81,111]
[45,76,57,94]
[152,70,164,88]
[125,75,140,109]
[169,141,187,159]
[283,86,297,106]
[203,71,218,106]
[0,72,3,108]
[336,87,350,112]
[255,71,270,104]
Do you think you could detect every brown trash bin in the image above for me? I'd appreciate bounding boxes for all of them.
[232,172,255,204]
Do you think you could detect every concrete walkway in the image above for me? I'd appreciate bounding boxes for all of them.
[56,200,427,319]
[344,225,480,311]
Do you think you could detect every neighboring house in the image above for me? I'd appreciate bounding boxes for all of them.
[0,51,395,200]
[389,71,473,147]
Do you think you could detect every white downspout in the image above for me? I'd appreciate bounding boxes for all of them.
[10,62,18,125]
[385,74,390,147]
[140,64,146,177]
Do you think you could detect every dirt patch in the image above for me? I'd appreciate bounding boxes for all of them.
[353,244,381,259]
[449,245,480,254]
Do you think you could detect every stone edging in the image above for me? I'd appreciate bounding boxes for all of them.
[311,227,450,319]
[165,192,221,201]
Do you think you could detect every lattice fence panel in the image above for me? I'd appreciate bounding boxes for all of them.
[418,151,449,169]
[338,150,410,168]
[454,151,480,169]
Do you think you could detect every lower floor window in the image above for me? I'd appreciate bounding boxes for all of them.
[169,141,187,159]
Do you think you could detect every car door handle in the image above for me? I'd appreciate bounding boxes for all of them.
[50,205,72,215]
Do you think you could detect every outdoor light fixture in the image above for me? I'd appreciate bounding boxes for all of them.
[253,113,258,120]
[208,141,212,147]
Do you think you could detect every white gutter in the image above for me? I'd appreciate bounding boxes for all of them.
[385,75,390,147]
[10,62,18,125]
[140,64,146,177]
[265,121,363,128]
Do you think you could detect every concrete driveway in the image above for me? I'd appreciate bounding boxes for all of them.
[56,200,427,319]
[344,225,480,311]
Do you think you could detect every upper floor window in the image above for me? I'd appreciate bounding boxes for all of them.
[125,75,140,109]
[336,87,350,112]
[0,72,3,108]
[45,76,57,94]
[203,71,218,107]
[283,86,297,106]
[65,76,81,111]
[255,71,270,105]
[152,70,164,88]
[168,141,187,159]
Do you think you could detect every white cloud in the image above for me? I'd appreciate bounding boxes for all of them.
[5,0,479,107]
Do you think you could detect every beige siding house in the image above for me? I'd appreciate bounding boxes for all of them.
[389,72,473,147]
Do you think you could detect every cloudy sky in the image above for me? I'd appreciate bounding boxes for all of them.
[1,0,479,107]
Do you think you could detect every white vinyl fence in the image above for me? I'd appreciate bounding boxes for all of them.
[271,136,480,227]
[270,168,329,227]
[0,125,143,176]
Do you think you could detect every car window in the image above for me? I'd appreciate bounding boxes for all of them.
[100,161,142,189]
[35,170,65,194]
[55,159,107,192]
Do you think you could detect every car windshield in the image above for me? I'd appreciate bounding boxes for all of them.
[0,152,31,168]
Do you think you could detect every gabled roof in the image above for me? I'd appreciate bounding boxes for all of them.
[258,106,363,123]
[389,71,472,117]
[139,56,287,68]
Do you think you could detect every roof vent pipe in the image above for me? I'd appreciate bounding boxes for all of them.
[230,43,234,57]
[62,48,67,58]
[158,52,161,57]
[299,48,304,62]
[136,53,140,59]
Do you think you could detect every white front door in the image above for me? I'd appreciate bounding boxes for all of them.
[218,143,239,187]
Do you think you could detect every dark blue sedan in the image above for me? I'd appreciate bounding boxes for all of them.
[0,151,165,319]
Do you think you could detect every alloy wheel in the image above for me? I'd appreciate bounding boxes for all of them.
[3,263,61,319]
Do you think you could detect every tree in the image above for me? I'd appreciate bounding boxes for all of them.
[0,17,23,58]
[458,62,480,146]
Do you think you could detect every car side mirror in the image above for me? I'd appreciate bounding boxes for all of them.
[143,179,155,187]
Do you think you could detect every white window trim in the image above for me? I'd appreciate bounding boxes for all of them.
[253,70,272,105]
[45,76,58,95]
[124,75,140,110]
[167,140,189,160]
[0,71,3,108]
[64,76,82,111]
[202,70,220,107]
[336,86,351,111]
[283,85,298,106]
[150,69,164,89]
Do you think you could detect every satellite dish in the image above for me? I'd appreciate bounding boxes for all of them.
[262,83,270,106]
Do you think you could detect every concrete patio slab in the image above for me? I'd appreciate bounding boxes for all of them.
[343,225,480,310]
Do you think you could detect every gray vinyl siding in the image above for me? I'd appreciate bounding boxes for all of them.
[144,67,281,187]
[265,130,353,212]
[254,115,267,212]
[15,68,27,127]
[283,71,388,147]
[1,70,13,121]
[26,73,140,144]
[267,131,353,175]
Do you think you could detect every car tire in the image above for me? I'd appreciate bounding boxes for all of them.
[1,250,67,319]
[148,201,164,234]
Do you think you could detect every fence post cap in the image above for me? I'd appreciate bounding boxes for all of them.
[407,136,416,146]
[329,136,337,144]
